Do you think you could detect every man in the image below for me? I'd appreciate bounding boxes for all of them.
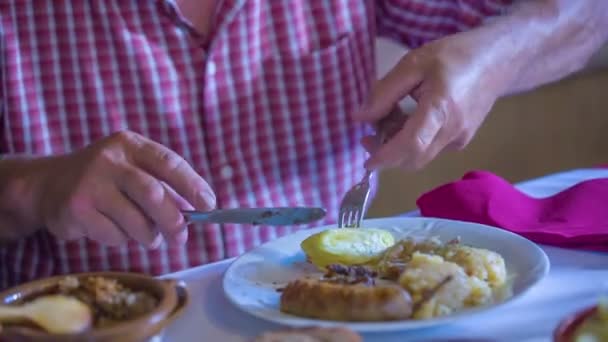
[0,1,606,289]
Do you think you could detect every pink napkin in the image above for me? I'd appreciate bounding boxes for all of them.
[416,170,608,251]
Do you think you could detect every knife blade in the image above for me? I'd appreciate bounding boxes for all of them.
[181,207,326,226]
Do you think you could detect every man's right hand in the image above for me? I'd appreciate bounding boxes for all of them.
[2,131,216,247]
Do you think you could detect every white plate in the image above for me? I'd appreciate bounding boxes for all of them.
[222,217,550,332]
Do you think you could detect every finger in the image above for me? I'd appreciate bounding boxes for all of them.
[360,135,382,154]
[398,128,450,171]
[130,138,216,211]
[352,54,424,122]
[161,182,190,245]
[162,181,195,211]
[445,136,469,151]
[361,108,410,155]
[96,186,159,248]
[85,211,129,246]
[150,234,164,249]
[365,96,444,170]
[375,107,410,141]
[116,165,187,243]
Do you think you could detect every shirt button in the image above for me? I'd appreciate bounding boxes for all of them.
[220,165,234,180]
[207,61,217,75]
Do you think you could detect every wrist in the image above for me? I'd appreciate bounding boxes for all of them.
[475,0,607,95]
[456,2,556,97]
[0,155,50,239]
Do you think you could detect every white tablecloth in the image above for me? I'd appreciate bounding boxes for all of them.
[162,168,608,342]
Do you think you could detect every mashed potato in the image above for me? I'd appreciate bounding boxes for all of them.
[442,245,507,288]
[398,252,472,319]
[377,238,507,319]
[397,250,500,319]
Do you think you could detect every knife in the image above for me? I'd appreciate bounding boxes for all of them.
[181,207,326,226]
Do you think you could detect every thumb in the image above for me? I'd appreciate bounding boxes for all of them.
[352,54,423,122]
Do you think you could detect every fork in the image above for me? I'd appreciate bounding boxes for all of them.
[337,169,376,228]
[337,107,408,228]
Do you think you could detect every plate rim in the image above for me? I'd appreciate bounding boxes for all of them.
[221,216,551,332]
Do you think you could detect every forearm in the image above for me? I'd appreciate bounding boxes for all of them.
[0,155,45,241]
[474,0,608,96]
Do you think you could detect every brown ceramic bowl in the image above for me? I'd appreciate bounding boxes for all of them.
[553,305,597,342]
[0,272,189,342]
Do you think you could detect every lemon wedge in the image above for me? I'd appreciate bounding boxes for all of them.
[301,228,395,268]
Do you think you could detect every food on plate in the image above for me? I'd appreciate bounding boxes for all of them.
[442,245,507,288]
[281,229,509,321]
[572,297,608,342]
[398,252,470,319]
[300,228,395,268]
[2,276,158,332]
[252,326,362,342]
[280,265,413,321]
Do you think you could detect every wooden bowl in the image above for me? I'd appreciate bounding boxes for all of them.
[0,272,189,342]
[553,305,597,342]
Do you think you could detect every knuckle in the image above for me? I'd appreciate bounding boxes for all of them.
[441,94,467,132]
[156,149,185,171]
[91,148,116,167]
[120,166,168,206]
[87,147,124,174]
[429,99,468,141]
[402,51,420,68]
[141,178,165,205]
[110,130,139,144]
[102,131,142,154]
[428,97,450,127]
[403,48,431,69]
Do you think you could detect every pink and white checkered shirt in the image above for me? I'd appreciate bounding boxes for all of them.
[0,0,512,289]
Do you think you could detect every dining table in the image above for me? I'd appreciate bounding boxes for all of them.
[161,167,608,342]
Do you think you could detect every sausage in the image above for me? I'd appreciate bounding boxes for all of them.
[279,278,413,321]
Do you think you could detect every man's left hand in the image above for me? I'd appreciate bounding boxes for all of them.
[354,31,506,171]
